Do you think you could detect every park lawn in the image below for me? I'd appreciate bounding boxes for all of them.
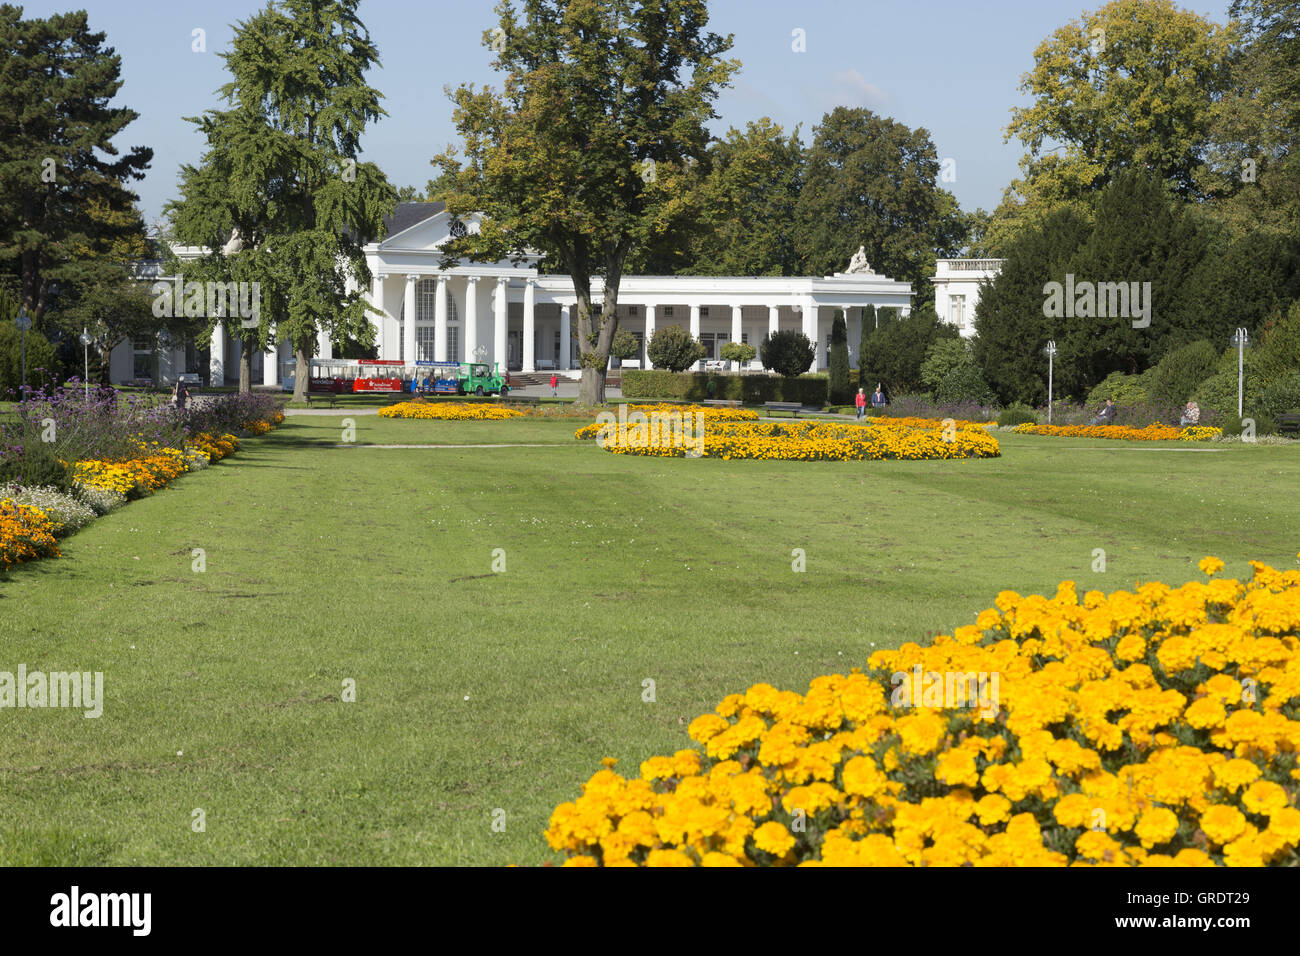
[0,425,1297,866]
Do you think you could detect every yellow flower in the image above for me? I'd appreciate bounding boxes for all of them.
[1199,805,1247,845]
[753,821,796,857]
[1199,556,1225,577]
[1134,808,1179,849]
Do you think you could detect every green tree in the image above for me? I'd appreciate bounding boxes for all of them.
[827,311,850,404]
[973,206,1092,405]
[998,0,1235,248]
[920,338,975,392]
[795,107,965,291]
[858,304,878,376]
[647,325,705,372]
[169,0,397,399]
[682,118,803,277]
[610,328,640,362]
[760,329,814,378]
[0,7,153,329]
[858,305,957,396]
[719,340,755,370]
[435,0,738,404]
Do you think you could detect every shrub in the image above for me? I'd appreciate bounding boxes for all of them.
[827,313,851,404]
[647,326,706,372]
[1147,340,1220,406]
[997,403,1038,427]
[879,394,996,423]
[1086,371,1149,407]
[720,341,756,370]
[1258,371,1300,420]
[760,330,815,378]
[934,364,994,406]
[0,321,61,396]
[621,370,828,406]
[610,329,640,363]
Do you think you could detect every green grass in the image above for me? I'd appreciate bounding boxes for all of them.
[2,420,1298,865]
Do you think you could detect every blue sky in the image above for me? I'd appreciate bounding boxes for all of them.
[31,0,1234,226]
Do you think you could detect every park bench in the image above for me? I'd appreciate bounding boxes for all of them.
[1277,412,1300,436]
[307,390,341,408]
[763,401,814,418]
[701,399,742,408]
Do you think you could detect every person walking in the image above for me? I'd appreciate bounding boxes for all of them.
[871,383,886,409]
[549,372,558,397]
[172,378,189,411]
[855,387,867,419]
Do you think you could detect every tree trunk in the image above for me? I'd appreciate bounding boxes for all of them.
[293,344,309,404]
[579,366,607,405]
[239,340,252,394]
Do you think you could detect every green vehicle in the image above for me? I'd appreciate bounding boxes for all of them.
[458,362,509,396]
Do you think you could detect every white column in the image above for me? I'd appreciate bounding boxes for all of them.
[494,278,508,369]
[768,305,779,338]
[369,274,386,358]
[730,305,742,367]
[804,297,818,367]
[644,304,655,366]
[434,274,448,362]
[403,274,418,365]
[464,276,479,363]
[316,327,332,361]
[689,304,701,371]
[262,336,278,387]
[560,304,571,370]
[209,321,225,386]
[523,279,536,373]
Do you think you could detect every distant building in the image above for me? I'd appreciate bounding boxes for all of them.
[120,204,941,386]
[931,259,1004,339]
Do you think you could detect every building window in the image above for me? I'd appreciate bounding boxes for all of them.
[950,294,966,329]
[663,306,674,317]
[417,326,435,361]
[417,278,437,323]
[627,305,638,316]
[700,306,709,318]
[447,326,460,363]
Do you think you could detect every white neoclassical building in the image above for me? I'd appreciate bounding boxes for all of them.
[116,205,1001,386]
[350,203,915,380]
[931,258,1004,339]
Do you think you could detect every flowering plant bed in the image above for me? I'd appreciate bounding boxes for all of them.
[546,557,1300,866]
[1013,422,1222,442]
[379,400,524,420]
[578,418,1000,461]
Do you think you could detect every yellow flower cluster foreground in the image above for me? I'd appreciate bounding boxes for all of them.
[187,432,240,462]
[579,418,1000,461]
[1013,422,1223,442]
[379,400,523,420]
[0,499,60,570]
[546,556,1300,866]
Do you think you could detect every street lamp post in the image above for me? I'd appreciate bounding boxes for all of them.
[80,328,93,400]
[14,307,31,399]
[1231,328,1249,419]
[1044,340,1058,425]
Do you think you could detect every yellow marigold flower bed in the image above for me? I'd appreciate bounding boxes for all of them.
[72,452,188,497]
[546,557,1300,866]
[574,404,759,440]
[1013,422,1223,442]
[869,415,995,431]
[243,419,273,435]
[0,499,60,570]
[186,433,240,462]
[379,400,523,421]
[579,419,1000,461]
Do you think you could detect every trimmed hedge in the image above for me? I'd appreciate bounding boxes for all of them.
[621,370,829,406]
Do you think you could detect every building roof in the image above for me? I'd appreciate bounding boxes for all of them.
[383,201,446,238]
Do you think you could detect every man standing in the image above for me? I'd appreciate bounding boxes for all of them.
[871,383,886,409]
